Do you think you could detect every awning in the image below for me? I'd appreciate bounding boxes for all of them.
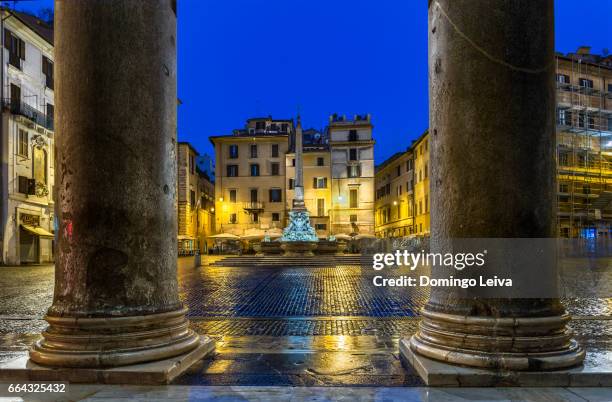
[21,224,54,239]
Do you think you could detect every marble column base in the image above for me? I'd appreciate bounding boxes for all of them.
[409,309,585,372]
[0,337,214,384]
[400,339,611,386]
[30,308,202,368]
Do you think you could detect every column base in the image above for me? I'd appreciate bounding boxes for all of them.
[0,336,214,385]
[410,309,585,372]
[400,338,611,386]
[30,308,202,368]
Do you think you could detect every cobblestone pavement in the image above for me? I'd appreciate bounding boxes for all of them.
[0,259,610,322]
[0,260,611,387]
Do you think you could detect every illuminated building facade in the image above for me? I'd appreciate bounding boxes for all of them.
[211,117,292,235]
[328,114,376,236]
[555,48,612,238]
[0,10,55,264]
[212,114,375,237]
[177,142,215,254]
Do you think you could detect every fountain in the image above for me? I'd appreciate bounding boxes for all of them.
[280,116,319,256]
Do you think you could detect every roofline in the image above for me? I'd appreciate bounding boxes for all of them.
[177,141,200,156]
[555,54,612,72]
[2,8,53,46]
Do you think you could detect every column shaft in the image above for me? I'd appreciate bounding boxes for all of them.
[409,0,584,370]
[30,0,200,368]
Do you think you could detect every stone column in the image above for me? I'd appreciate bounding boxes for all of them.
[405,0,584,370]
[30,0,206,368]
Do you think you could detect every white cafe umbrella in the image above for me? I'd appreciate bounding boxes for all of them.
[208,233,240,240]
[354,233,376,240]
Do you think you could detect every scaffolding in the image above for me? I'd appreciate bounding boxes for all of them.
[555,52,612,239]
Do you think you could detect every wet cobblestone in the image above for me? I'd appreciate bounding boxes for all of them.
[177,265,430,317]
[0,262,610,320]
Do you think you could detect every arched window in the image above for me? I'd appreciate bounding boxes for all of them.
[33,148,47,184]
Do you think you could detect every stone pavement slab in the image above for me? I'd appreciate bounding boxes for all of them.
[1,384,611,401]
[0,337,215,385]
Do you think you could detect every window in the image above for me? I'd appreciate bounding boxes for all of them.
[42,56,53,89]
[419,200,423,215]
[557,109,567,126]
[4,29,25,69]
[229,189,237,203]
[556,74,570,84]
[229,213,237,224]
[558,153,569,167]
[271,162,279,176]
[250,164,260,176]
[579,78,593,89]
[291,158,295,167]
[406,159,413,171]
[347,164,361,178]
[189,155,195,174]
[317,157,324,166]
[272,213,280,222]
[419,223,423,233]
[348,130,358,141]
[419,170,422,182]
[425,195,429,213]
[46,103,54,129]
[349,189,358,208]
[229,144,239,158]
[269,188,282,202]
[349,148,358,161]
[396,165,401,176]
[288,178,294,189]
[424,163,428,179]
[10,83,20,110]
[250,189,258,202]
[250,144,257,158]
[227,164,238,177]
[350,214,357,222]
[272,144,279,157]
[317,198,325,216]
[17,129,28,157]
[252,212,259,222]
[559,183,569,193]
[313,177,327,189]
[18,176,34,195]
[424,140,428,152]
[583,185,591,195]
[397,185,402,196]
[190,190,196,207]
[315,223,327,230]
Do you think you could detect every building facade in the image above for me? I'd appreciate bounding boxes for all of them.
[0,10,55,264]
[177,142,215,254]
[555,48,612,238]
[211,114,376,238]
[328,114,376,236]
[211,117,292,235]
[374,150,415,238]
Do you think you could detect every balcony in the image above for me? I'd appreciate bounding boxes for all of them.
[243,201,264,212]
[3,99,54,131]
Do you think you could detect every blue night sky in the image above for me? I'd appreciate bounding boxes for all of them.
[15,0,612,164]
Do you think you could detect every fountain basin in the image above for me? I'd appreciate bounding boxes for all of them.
[280,241,317,256]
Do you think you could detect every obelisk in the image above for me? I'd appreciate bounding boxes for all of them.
[280,115,318,250]
[293,116,305,210]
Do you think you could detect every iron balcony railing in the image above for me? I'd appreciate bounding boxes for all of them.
[2,99,54,131]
